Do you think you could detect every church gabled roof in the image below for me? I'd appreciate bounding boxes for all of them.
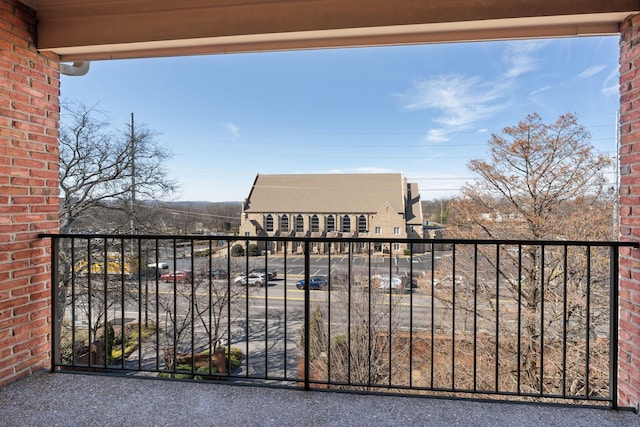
[243,173,406,214]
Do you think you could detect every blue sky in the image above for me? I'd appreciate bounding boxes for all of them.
[60,36,621,202]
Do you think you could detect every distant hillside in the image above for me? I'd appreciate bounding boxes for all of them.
[64,200,243,234]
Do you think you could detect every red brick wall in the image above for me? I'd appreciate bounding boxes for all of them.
[619,13,640,411]
[0,0,60,387]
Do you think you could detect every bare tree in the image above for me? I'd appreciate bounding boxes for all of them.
[452,112,612,240]
[59,101,177,234]
[434,113,614,398]
[55,102,177,364]
[304,263,411,390]
[154,251,249,371]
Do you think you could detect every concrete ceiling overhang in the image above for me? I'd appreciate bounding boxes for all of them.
[20,0,640,61]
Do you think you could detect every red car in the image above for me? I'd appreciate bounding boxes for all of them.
[160,270,192,283]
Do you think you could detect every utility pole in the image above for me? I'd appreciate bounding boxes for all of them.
[130,112,136,235]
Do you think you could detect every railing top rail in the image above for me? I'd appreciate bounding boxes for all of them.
[38,233,639,248]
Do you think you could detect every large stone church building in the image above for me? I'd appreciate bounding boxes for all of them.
[238,173,424,254]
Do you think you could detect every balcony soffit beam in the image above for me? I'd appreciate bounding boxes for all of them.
[21,0,640,60]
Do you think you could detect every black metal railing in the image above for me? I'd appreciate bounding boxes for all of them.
[40,233,636,407]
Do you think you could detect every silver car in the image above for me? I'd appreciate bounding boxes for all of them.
[233,272,266,287]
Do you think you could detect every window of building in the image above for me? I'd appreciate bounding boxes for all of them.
[393,243,400,251]
[296,214,304,232]
[280,214,289,232]
[393,226,400,235]
[358,215,367,233]
[341,215,351,232]
[265,214,274,232]
[326,215,335,232]
[244,232,250,237]
[374,226,381,234]
[311,214,319,232]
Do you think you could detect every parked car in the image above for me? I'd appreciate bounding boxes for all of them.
[378,276,405,293]
[160,270,192,283]
[295,275,329,290]
[209,269,227,279]
[146,262,169,279]
[363,274,406,293]
[233,273,266,287]
[250,268,277,279]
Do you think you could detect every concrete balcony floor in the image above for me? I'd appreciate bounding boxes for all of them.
[0,371,637,426]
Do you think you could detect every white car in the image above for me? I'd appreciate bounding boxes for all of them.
[233,273,266,287]
[377,275,405,293]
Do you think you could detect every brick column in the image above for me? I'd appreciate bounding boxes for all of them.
[0,0,60,387]
[619,13,640,411]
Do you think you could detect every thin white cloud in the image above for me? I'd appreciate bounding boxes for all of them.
[399,40,546,148]
[224,122,240,140]
[577,64,607,80]
[601,68,619,97]
[502,40,547,78]
[403,74,509,128]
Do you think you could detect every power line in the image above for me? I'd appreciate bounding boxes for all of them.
[150,205,242,222]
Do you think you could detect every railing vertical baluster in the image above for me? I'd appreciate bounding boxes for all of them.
[609,245,619,409]
[367,240,372,388]
[172,238,177,374]
[208,239,213,375]
[264,243,269,378]
[70,238,76,367]
[388,241,393,388]
[226,241,232,376]
[473,243,478,392]
[540,244,545,396]
[430,241,435,390]
[190,240,195,376]
[283,239,288,380]
[585,246,591,399]
[120,238,126,370]
[51,235,60,371]
[154,239,160,371]
[517,244,523,395]
[103,238,108,368]
[451,243,456,390]
[409,242,414,389]
[244,239,250,377]
[495,244,500,392]
[303,239,311,391]
[86,239,92,367]
[562,245,568,398]
[137,238,142,371]
[326,244,331,385]
[347,240,352,386]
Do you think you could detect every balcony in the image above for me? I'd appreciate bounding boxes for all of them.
[37,233,639,415]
